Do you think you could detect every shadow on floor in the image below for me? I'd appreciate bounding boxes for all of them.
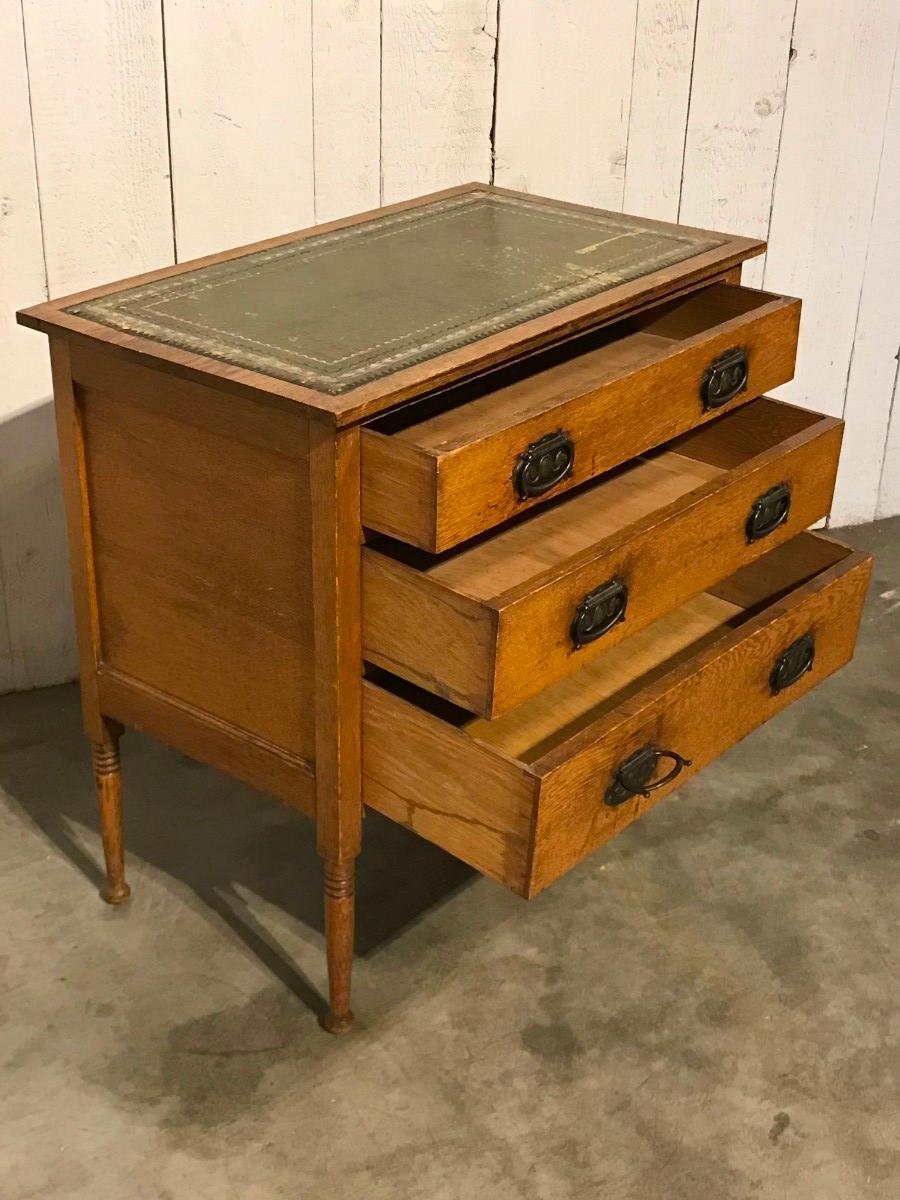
[0,683,476,1019]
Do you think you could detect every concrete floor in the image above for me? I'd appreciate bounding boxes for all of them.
[1,517,898,1200]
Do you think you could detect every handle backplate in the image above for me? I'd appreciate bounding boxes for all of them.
[570,577,628,649]
[604,744,692,807]
[746,481,792,542]
[770,632,815,695]
[701,347,749,410]
[511,430,574,501]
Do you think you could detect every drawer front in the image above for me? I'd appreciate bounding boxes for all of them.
[361,284,801,552]
[363,538,871,898]
[363,399,843,717]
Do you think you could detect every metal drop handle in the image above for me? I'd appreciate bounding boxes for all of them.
[604,745,693,807]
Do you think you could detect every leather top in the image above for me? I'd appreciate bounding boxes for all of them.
[67,191,723,395]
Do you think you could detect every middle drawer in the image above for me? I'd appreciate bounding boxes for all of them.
[362,397,843,718]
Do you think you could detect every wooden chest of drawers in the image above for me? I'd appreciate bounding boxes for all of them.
[18,184,871,1032]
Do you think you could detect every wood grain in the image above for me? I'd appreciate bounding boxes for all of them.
[91,719,129,905]
[679,0,796,289]
[97,666,315,817]
[381,0,496,203]
[49,339,104,741]
[835,42,900,523]
[312,0,381,222]
[529,546,872,893]
[309,421,363,860]
[18,185,764,428]
[72,342,316,757]
[164,0,315,261]
[362,680,537,893]
[494,0,638,209]
[623,0,698,220]
[361,283,800,551]
[20,0,172,295]
[363,399,842,716]
[363,537,872,896]
[764,0,900,429]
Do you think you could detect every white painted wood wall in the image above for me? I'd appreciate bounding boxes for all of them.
[2,0,898,694]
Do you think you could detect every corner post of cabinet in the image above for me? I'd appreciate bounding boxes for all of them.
[49,337,104,743]
[309,415,363,1033]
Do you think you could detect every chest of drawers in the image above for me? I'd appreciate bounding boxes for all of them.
[18,184,871,1033]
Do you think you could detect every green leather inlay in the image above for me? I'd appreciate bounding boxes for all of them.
[68,192,723,394]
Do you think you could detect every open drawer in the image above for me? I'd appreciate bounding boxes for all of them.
[363,398,843,717]
[361,283,801,552]
[363,534,872,897]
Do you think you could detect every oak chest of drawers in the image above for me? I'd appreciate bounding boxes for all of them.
[18,184,872,1032]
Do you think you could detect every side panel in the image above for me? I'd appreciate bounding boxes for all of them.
[70,343,316,761]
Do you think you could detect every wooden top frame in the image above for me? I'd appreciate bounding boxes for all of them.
[17,183,764,428]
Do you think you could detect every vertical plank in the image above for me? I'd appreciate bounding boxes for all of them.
[312,0,381,222]
[381,0,497,204]
[1,1,68,693]
[21,0,173,293]
[0,0,47,691]
[165,0,315,260]
[678,0,795,288]
[876,375,900,520]
[623,0,697,221]
[494,0,638,209]
[833,34,900,524]
[763,0,900,434]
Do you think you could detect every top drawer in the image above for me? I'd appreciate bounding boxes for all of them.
[361,283,800,552]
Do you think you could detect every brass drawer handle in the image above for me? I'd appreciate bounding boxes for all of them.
[770,632,815,695]
[511,429,574,500]
[701,347,748,410]
[746,481,791,542]
[604,745,692,807]
[570,577,628,649]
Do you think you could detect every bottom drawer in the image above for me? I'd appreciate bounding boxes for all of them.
[363,534,871,897]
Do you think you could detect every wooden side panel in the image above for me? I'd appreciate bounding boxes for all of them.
[362,681,536,894]
[164,0,315,260]
[71,345,315,759]
[362,550,498,712]
[494,0,638,209]
[529,551,873,895]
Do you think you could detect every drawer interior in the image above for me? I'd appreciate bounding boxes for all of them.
[369,532,851,765]
[367,398,832,602]
[366,283,790,446]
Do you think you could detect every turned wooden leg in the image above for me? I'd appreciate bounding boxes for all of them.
[320,857,355,1033]
[91,722,130,905]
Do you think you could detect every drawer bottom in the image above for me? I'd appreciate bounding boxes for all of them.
[363,534,872,897]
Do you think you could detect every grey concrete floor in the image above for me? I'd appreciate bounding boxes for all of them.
[1,518,898,1200]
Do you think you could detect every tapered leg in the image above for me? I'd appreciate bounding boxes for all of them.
[91,721,130,905]
[319,857,355,1033]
